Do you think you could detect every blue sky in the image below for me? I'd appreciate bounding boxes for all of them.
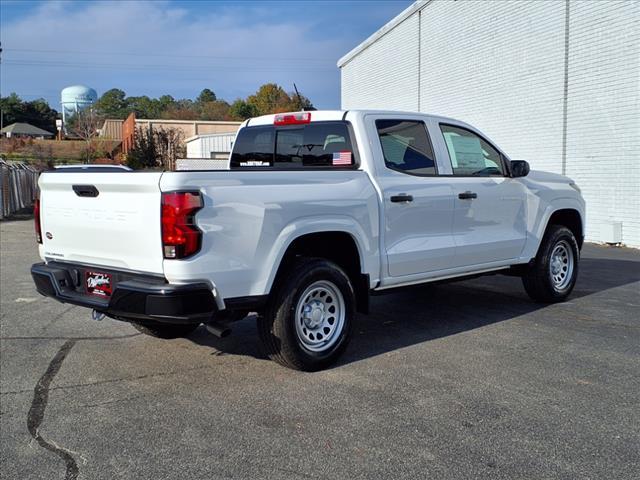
[0,0,412,110]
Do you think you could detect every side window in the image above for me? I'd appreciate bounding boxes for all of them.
[376,120,436,175]
[230,126,274,167]
[440,124,505,176]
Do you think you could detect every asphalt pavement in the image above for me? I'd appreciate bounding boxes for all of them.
[1,218,639,480]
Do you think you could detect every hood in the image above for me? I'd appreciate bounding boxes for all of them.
[526,169,574,184]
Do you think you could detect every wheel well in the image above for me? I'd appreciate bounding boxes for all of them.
[273,232,369,314]
[548,209,583,248]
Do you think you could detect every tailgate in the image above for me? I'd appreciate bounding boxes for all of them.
[39,171,165,274]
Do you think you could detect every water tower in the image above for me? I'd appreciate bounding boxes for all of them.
[61,85,98,127]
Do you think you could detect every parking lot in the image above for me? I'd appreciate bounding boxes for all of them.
[1,217,638,480]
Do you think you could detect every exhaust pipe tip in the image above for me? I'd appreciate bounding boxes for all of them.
[91,310,106,321]
[205,321,231,338]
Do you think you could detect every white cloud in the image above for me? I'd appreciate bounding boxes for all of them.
[0,0,347,107]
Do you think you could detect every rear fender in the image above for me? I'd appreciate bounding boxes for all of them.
[261,215,379,295]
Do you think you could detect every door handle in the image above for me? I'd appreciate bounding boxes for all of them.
[458,191,477,200]
[390,194,413,203]
[72,185,99,197]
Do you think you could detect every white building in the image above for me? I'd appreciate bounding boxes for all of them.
[175,133,236,170]
[185,133,235,159]
[338,0,639,247]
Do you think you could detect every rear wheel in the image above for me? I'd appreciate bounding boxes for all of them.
[130,321,199,339]
[522,225,579,303]
[258,258,354,371]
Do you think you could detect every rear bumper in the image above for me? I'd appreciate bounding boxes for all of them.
[31,262,216,324]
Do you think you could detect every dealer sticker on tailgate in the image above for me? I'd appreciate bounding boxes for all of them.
[86,271,112,297]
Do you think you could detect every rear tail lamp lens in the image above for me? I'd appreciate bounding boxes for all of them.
[161,191,203,259]
[274,112,311,125]
[34,198,42,244]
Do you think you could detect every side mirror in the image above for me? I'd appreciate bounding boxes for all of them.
[510,160,530,178]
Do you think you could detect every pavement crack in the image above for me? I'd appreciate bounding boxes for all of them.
[3,365,212,396]
[1,333,141,341]
[77,394,145,409]
[27,340,80,480]
[40,306,77,332]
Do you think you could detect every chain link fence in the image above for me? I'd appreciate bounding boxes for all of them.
[0,160,40,219]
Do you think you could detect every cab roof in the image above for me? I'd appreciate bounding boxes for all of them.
[243,110,466,128]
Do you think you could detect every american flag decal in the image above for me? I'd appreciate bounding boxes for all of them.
[332,151,352,166]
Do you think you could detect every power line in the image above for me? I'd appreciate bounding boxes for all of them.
[2,59,335,72]
[3,48,336,63]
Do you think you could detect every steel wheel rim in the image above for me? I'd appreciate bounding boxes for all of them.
[295,280,345,353]
[549,240,574,291]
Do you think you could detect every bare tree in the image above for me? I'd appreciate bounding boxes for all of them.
[126,126,185,171]
[154,127,185,171]
[69,108,102,164]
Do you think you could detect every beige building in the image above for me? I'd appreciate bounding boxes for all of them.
[99,118,240,141]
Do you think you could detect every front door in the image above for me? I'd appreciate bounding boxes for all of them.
[438,123,527,267]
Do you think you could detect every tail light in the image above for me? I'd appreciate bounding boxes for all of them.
[161,191,203,259]
[274,112,311,126]
[34,198,42,244]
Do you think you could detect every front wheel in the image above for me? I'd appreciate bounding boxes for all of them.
[522,225,579,303]
[258,258,355,371]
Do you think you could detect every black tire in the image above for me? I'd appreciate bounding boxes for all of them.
[522,225,579,303]
[131,321,200,339]
[258,258,355,371]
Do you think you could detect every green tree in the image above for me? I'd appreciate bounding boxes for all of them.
[157,95,176,113]
[73,84,314,125]
[229,99,259,120]
[160,105,199,120]
[126,95,161,119]
[94,88,128,118]
[196,88,217,103]
[247,83,292,115]
[0,93,58,132]
[199,100,231,121]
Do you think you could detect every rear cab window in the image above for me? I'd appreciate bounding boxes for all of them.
[230,122,357,169]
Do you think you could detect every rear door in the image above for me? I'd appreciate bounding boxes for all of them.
[366,115,456,277]
[39,171,165,273]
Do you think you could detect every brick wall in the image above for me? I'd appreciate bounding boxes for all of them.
[122,113,136,154]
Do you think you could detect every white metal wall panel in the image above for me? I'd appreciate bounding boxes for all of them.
[341,13,420,111]
[186,139,204,159]
[186,133,235,159]
[565,0,640,246]
[175,158,229,171]
[340,0,640,246]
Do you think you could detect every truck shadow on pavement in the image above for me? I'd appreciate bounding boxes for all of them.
[187,256,640,368]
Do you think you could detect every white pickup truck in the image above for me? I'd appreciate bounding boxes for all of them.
[31,110,585,370]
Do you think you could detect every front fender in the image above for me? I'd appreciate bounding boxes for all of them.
[520,196,585,261]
